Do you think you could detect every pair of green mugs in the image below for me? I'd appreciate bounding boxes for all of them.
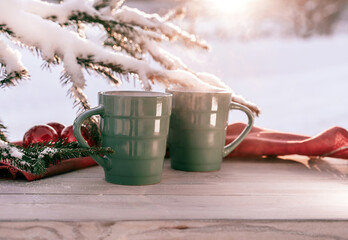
[73,89,254,185]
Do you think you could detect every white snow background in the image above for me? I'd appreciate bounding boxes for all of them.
[1,0,348,141]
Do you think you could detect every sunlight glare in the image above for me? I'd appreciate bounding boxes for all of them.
[206,0,259,15]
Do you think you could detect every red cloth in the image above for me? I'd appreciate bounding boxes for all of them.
[226,123,348,159]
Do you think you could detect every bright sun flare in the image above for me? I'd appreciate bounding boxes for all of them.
[207,0,258,15]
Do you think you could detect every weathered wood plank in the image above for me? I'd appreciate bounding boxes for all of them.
[1,220,348,240]
[1,193,348,221]
[1,179,347,196]
[0,157,347,222]
[0,158,347,196]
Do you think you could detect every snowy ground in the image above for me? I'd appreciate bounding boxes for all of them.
[1,2,348,141]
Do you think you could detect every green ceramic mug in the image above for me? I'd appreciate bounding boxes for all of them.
[73,91,172,185]
[167,88,254,172]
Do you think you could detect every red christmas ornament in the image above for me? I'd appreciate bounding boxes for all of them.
[61,125,94,146]
[23,125,59,147]
[46,122,66,137]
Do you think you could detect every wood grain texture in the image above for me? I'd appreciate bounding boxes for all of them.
[1,156,348,222]
[1,220,348,240]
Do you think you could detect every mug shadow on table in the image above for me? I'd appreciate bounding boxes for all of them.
[227,155,348,179]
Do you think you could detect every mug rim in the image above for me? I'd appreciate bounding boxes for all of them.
[99,90,172,97]
[166,87,232,94]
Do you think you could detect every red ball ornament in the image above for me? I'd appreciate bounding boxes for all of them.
[46,122,66,137]
[61,125,94,146]
[23,125,59,147]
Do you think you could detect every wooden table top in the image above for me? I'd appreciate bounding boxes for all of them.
[1,156,348,239]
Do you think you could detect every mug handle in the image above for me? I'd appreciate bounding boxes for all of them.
[222,102,254,157]
[73,105,112,170]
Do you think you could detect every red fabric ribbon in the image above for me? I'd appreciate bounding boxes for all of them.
[226,123,348,159]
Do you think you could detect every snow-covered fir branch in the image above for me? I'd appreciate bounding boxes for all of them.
[0,0,261,115]
[112,6,209,50]
[0,38,29,86]
[0,139,114,175]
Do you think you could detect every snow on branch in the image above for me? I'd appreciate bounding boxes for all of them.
[20,0,98,24]
[0,39,29,87]
[163,7,186,22]
[113,6,209,50]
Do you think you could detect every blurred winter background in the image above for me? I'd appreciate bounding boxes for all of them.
[1,0,348,141]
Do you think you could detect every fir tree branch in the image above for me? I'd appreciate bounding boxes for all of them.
[0,68,29,88]
[0,139,114,175]
[113,6,210,50]
[68,11,143,58]
[163,7,186,22]
[59,70,91,111]
[68,11,131,31]
[0,38,29,87]
[40,56,61,72]
[77,55,126,86]
[0,120,7,142]
[93,0,124,11]
[103,32,143,59]
[0,24,14,36]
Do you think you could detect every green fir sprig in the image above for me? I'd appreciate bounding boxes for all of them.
[0,120,7,142]
[0,139,113,175]
[0,69,29,88]
[0,23,14,36]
